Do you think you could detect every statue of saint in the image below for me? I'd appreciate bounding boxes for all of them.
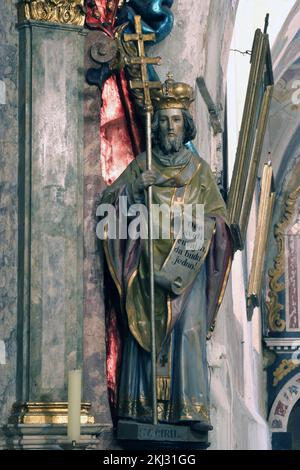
[100,75,232,433]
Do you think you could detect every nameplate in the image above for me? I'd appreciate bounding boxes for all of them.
[137,424,186,441]
[117,420,207,443]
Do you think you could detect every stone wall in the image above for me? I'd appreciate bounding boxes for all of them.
[0,0,18,425]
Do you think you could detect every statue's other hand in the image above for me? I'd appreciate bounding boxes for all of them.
[133,170,158,193]
[154,272,172,292]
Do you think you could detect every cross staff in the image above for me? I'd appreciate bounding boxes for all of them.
[124,15,161,425]
[124,16,161,111]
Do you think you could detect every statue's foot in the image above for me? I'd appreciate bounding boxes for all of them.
[191,421,213,432]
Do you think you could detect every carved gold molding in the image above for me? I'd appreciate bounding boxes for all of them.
[18,0,85,26]
[273,359,300,387]
[247,163,274,315]
[9,402,95,424]
[266,186,300,331]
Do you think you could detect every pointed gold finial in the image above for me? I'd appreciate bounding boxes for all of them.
[123,15,161,112]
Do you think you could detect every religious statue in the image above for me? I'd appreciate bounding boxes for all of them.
[99,74,233,434]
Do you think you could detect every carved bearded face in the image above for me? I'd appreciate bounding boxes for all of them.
[157,108,185,154]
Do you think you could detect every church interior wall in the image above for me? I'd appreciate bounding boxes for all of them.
[0,0,299,451]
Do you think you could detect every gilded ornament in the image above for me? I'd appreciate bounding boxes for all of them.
[9,401,95,424]
[151,73,195,111]
[226,22,274,251]
[247,163,274,316]
[273,359,300,387]
[266,186,300,331]
[18,0,85,26]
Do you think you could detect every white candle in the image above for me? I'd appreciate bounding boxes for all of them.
[68,369,82,443]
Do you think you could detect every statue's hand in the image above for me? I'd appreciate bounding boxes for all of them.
[133,170,157,193]
[154,272,172,292]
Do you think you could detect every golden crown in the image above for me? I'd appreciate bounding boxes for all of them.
[152,73,195,111]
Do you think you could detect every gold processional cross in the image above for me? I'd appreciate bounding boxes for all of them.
[123,15,162,425]
[124,15,161,112]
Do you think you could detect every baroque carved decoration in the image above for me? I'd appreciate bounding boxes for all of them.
[266,185,300,331]
[269,372,300,432]
[273,359,300,387]
[18,0,85,26]
[9,402,94,424]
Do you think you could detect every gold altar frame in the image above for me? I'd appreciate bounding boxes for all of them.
[247,162,275,318]
[227,28,274,250]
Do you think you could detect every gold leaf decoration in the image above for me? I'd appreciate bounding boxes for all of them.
[273,359,300,387]
[266,186,300,331]
[19,0,85,26]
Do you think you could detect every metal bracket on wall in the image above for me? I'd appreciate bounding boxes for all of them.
[196,76,223,134]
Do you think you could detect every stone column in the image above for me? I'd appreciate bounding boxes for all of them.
[5,1,99,447]
[0,0,19,434]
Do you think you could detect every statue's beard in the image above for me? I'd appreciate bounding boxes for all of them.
[158,132,184,154]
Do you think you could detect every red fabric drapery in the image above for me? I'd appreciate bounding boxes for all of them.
[86,1,143,420]
[86,0,143,184]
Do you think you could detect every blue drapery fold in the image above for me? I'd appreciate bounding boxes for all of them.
[86,1,174,87]
[117,0,174,43]
[117,1,174,82]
